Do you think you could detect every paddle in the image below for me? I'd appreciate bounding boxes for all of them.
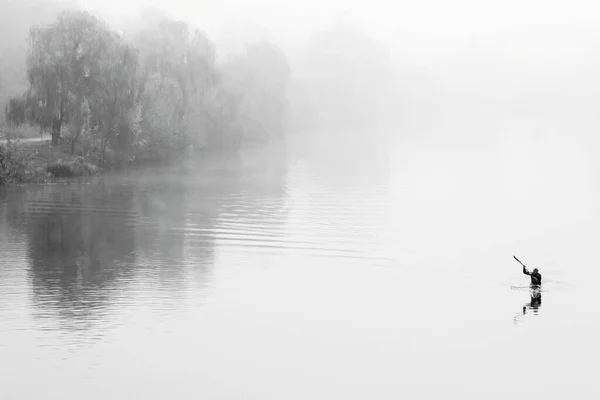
[513,255,526,268]
[514,255,541,285]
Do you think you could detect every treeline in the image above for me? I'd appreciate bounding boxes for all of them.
[4,9,290,165]
[287,23,396,133]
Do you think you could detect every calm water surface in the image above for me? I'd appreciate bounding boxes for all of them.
[1,132,600,399]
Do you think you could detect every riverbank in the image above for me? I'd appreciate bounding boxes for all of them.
[0,136,100,186]
[0,125,286,186]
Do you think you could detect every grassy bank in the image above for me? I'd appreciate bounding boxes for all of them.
[0,137,100,185]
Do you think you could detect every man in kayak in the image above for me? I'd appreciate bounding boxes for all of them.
[522,265,542,286]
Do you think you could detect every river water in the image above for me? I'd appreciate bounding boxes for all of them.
[1,129,600,399]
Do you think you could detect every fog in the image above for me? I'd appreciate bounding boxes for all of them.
[68,0,600,310]
[1,0,598,293]
[4,0,600,137]
[100,1,600,135]
[4,1,600,398]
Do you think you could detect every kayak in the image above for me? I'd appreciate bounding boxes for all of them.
[510,285,543,293]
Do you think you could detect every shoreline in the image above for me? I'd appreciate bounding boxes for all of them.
[0,133,285,187]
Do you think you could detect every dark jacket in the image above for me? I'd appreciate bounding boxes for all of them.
[523,267,542,285]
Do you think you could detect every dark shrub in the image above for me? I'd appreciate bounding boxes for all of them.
[46,157,99,178]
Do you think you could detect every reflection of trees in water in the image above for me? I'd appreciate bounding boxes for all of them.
[25,183,138,332]
[4,173,216,336]
[0,188,30,284]
[130,167,217,302]
[0,187,30,228]
[123,148,290,302]
[200,146,290,246]
[20,174,222,331]
[1,146,290,339]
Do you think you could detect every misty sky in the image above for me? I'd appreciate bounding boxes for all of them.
[77,0,600,37]
[73,0,600,72]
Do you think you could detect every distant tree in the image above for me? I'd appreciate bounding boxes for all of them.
[5,7,294,166]
[220,41,291,143]
[132,18,218,153]
[92,34,139,164]
[4,97,27,127]
[297,23,392,128]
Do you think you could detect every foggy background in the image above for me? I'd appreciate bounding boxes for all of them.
[3,1,600,399]
[3,0,600,143]
[1,0,599,321]
[1,1,598,301]
[3,0,600,133]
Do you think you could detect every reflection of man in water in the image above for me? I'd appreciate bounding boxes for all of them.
[514,290,542,324]
[523,291,542,316]
[514,265,543,323]
[522,265,542,286]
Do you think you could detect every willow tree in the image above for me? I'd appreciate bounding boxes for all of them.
[133,18,217,153]
[26,10,138,151]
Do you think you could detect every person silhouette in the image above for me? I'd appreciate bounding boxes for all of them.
[522,265,542,286]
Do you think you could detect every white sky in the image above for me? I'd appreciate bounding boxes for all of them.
[76,0,600,38]
[72,0,600,68]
